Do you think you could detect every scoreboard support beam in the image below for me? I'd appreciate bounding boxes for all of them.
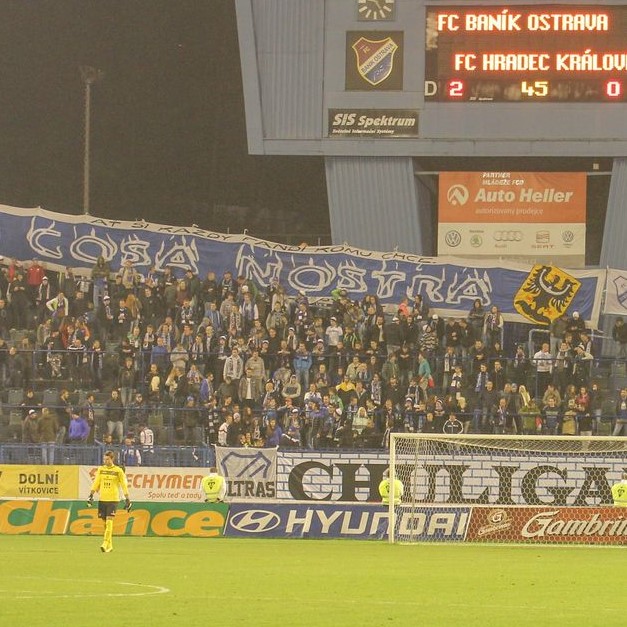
[601,158,627,269]
[325,156,430,255]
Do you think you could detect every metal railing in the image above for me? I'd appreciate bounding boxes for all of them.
[0,443,213,467]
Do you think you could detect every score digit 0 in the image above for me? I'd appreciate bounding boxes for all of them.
[606,80,622,98]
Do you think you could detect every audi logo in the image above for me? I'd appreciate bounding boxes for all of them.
[229,509,281,533]
[493,231,523,242]
[444,230,461,247]
[446,184,469,206]
[562,230,574,243]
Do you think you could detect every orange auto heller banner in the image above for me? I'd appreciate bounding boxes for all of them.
[438,172,586,264]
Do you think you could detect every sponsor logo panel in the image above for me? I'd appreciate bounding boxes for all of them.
[0,465,79,499]
[395,507,470,542]
[328,109,418,137]
[439,172,587,223]
[226,502,469,540]
[437,171,586,263]
[79,466,208,502]
[0,500,227,537]
[437,223,585,259]
[467,507,627,545]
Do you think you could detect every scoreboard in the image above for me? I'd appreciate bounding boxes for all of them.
[238,0,627,156]
[425,5,627,102]
[237,0,627,262]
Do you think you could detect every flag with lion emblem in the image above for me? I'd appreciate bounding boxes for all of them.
[514,265,581,325]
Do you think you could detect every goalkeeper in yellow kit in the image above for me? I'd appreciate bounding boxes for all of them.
[88,450,131,553]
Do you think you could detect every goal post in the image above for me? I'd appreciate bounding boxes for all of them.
[388,433,627,545]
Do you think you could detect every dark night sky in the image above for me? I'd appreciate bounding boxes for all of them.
[0,1,330,241]
[0,2,611,260]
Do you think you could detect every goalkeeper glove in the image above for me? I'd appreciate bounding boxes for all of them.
[124,498,132,512]
[87,494,93,507]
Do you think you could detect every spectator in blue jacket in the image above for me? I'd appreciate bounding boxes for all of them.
[265,416,283,447]
[68,412,90,443]
[293,341,312,390]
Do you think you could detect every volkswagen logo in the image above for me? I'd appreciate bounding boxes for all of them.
[446,184,469,206]
[229,509,281,533]
[562,230,574,243]
[444,230,461,247]
[493,231,523,242]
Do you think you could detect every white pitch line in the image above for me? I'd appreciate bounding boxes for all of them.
[0,577,170,600]
[209,595,622,615]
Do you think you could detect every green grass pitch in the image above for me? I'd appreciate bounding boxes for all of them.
[1,536,625,626]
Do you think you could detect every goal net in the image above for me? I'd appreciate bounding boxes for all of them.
[388,434,627,545]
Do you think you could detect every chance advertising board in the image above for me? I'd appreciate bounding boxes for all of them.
[0,500,228,537]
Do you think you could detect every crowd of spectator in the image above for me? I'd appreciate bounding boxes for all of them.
[0,256,621,456]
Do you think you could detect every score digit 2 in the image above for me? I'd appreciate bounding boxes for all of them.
[448,80,465,98]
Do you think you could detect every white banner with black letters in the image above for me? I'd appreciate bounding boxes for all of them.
[215,446,277,499]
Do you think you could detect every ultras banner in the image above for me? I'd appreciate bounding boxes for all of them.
[0,204,604,323]
[215,446,277,499]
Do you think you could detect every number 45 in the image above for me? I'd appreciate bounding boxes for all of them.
[521,81,548,97]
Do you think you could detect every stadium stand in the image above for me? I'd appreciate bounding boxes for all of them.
[0,256,622,465]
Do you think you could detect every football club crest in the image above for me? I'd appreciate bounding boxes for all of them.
[613,274,627,308]
[352,36,398,86]
[514,265,581,325]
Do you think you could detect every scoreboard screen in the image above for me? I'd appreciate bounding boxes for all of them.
[425,5,627,102]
